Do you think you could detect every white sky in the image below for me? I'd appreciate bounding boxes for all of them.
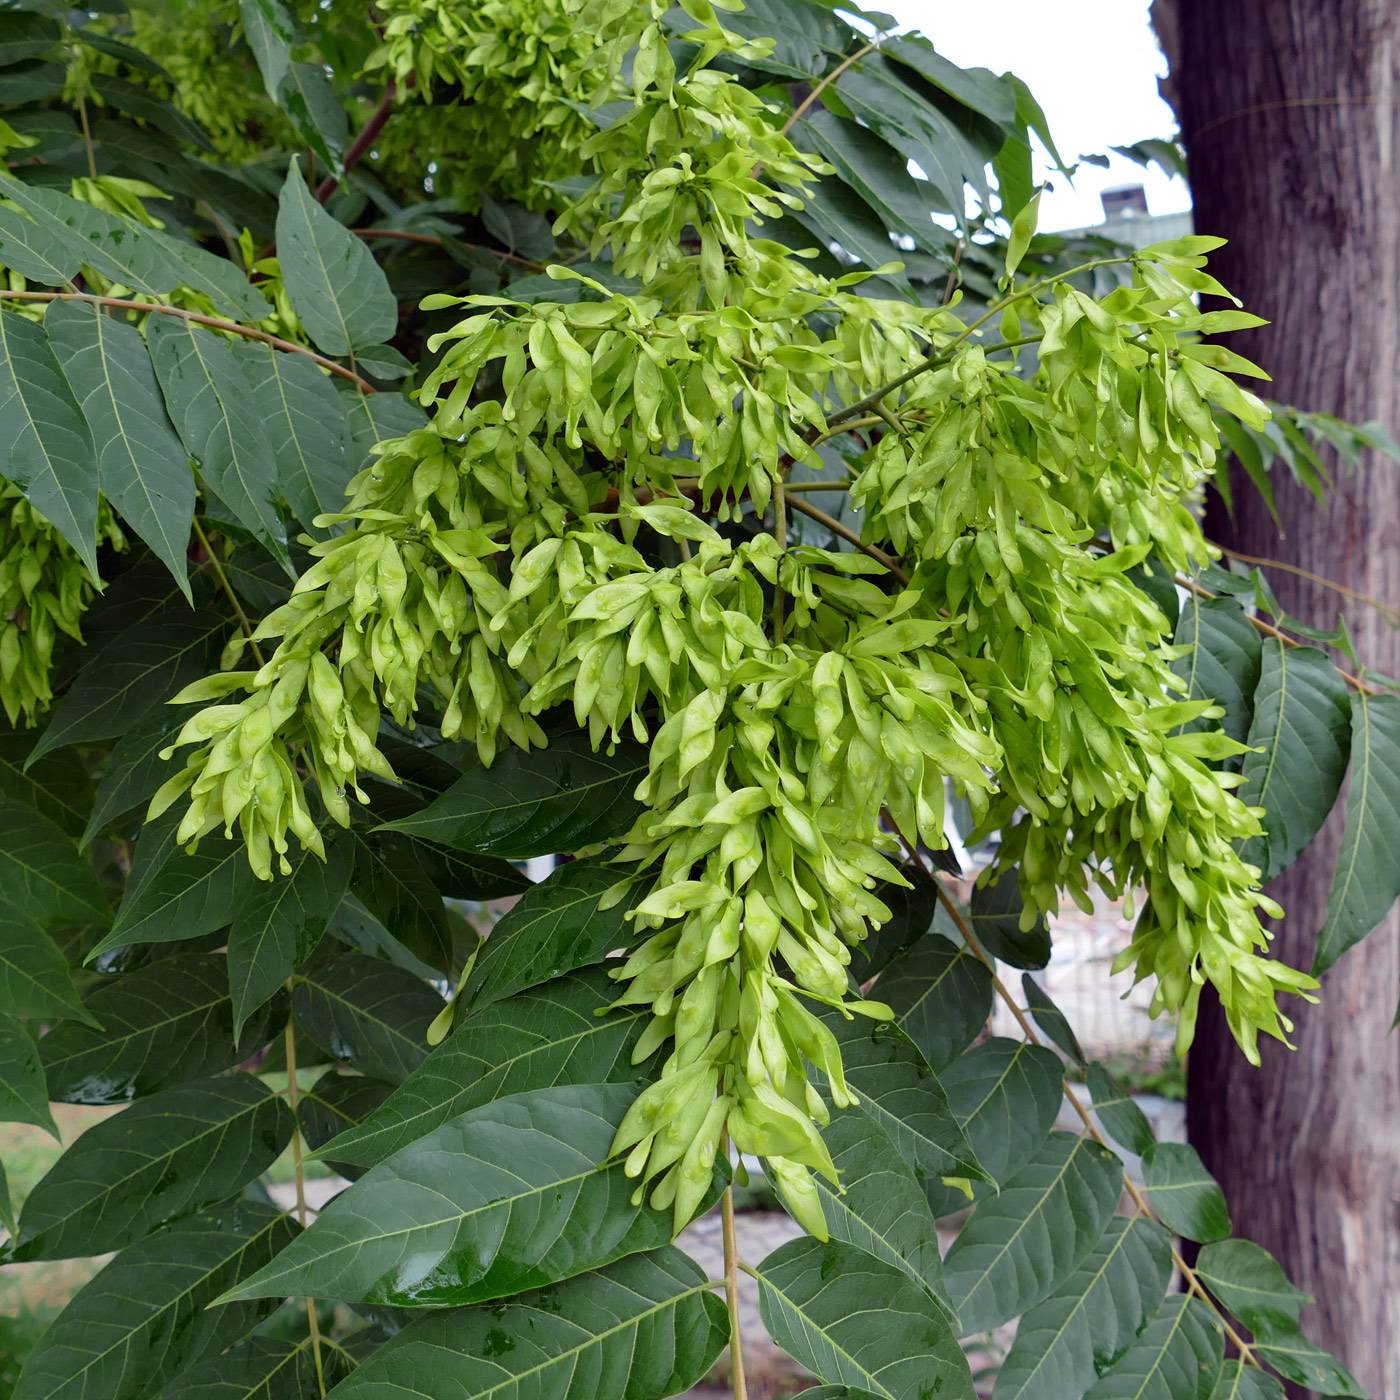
[878,0,1191,231]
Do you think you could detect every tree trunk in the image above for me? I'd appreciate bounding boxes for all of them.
[1157,4,1400,1395]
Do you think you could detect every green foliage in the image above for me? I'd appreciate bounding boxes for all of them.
[0,1,1382,1397]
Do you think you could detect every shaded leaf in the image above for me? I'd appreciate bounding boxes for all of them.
[0,727,91,837]
[851,860,940,978]
[462,858,631,1010]
[12,1201,298,1400]
[1171,594,1262,748]
[1206,1361,1286,1400]
[1085,1062,1155,1158]
[1083,1296,1224,1400]
[1022,975,1085,1064]
[81,702,197,845]
[295,1069,393,1180]
[43,952,283,1104]
[942,1131,1123,1334]
[876,933,992,1071]
[148,314,289,566]
[232,338,355,532]
[0,305,97,573]
[46,298,194,596]
[228,830,352,1041]
[755,1236,974,1399]
[0,1156,13,1236]
[0,912,87,1021]
[223,1084,722,1307]
[817,1008,987,1183]
[0,1011,57,1134]
[711,0,849,76]
[276,161,395,356]
[0,12,59,66]
[994,1217,1173,1400]
[1141,1141,1230,1243]
[969,874,1051,969]
[0,798,108,926]
[883,37,1016,124]
[13,1073,292,1259]
[322,965,655,1169]
[343,388,427,473]
[380,728,647,859]
[1193,1239,1311,1333]
[347,826,451,974]
[239,0,295,98]
[292,949,443,1084]
[277,66,348,177]
[321,1247,727,1400]
[1238,640,1351,881]
[29,607,225,760]
[157,1334,343,1400]
[1315,692,1400,972]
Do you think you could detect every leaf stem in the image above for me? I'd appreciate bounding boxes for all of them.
[720,1138,749,1400]
[783,493,909,586]
[76,96,98,181]
[282,1016,327,1396]
[191,517,265,666]
[0,290,376,393]
[897,836,1262,1369]
[771,480,787,643]
[780,37,884,137]
[1215,545,1400,625]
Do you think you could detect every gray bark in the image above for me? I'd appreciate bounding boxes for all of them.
[1157,4,1400,1395]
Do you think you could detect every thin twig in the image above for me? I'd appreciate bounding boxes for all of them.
[351,229,545,270]
[282,1018,327,1396]
[1177,575,1378,695]
[0,290,376,392]
[782,480,858,492]
[1216,545,1400,624]
[720,1151,749,1400]
[76,96,98,181]
[315,82,397,204]
[192,518,265,666]
[899,838,1262,1367]
[783,492,909,586]
[781,38,884,137]
[941,238,965,307]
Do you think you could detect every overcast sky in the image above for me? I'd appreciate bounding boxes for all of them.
[880,0,1191,231]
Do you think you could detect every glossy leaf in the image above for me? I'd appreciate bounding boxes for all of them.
[46,298,194,596]
[29,607,226,760]
[1251,1323,1367,1398]
[876,933,992,1071]
[0,1011,57,1134]
[0,305,97,573]
[232,338,356,532]
[942,1131,1124,1334]
[0,912,85,1021]
[0,798,108,926]
[817,1009,988,1183]
[291,949,444,1083]
[1238,640,1351,881]
[12,1073,292,1259]
[228,830,352,1041]
[1083,1296,1224,1400]
[42,952,283,1104]
[1315,691,1400,972]
[1206,1362,1286,1400]
[0,181,266,320]
[461,858,632,1010]
[295,1069,393,1179]
[1193,1239,1311,1333]
[994,1217,1173,1400]
[320,1246,727,1400]
[276,161,395,356]
[1085,1062,1155,1158]
[148,314,289,567]
[1171,594,1263,748]
[322,965,656,1169]
[1022,975,1085,1064]
[0,728,91,837]
[380,728,648,859]
[12,1202,299,1400]
[809,1107,950,1305]
[224,1084,721,1306]
[1141,1141,1231,1243]
[755,1236,975,1400]
[969,874,1051,969]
